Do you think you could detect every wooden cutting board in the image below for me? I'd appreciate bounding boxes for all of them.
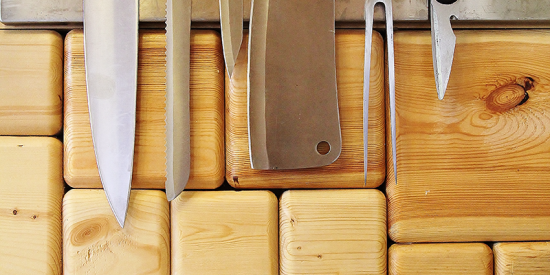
[388,30,550,242]
[64,29,225,189]
[279,190,386,275]
[389,243,493,275]
[63,189,170,275]
[226,30,385,189]
[494,242,550,275]
[171,191,278,275]
[0,137,63,275]
[0,30,63,136]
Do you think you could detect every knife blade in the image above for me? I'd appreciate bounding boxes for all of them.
[83,0,138,227]
[248,0,342,170]
[430,0,459,100]
[165,0,191,201]
[219,0,242,77]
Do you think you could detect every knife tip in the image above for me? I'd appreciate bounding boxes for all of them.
[113,206,128,228]
[105,192,129,228]
[115,215,126,228]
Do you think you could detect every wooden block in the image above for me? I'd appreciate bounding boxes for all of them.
[64,29,225,189]
[279,190,386,274]
[388,30,550,242]
[171,191,278,275]
[389,243,493,275]
[0,137,63,275]
[63,189,170,275]
[494,242,550,275]
[0,30,63,136]
[226,30,385,189]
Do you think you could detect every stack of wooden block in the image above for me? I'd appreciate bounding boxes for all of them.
[1,26,550,275]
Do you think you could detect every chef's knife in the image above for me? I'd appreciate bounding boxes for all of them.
[248,0,342,170]
[84,0,138,227]
[165,0,191,201]
[219,0,242,77]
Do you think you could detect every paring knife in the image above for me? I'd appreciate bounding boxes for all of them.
[83,0,139,227]
[430,0,459,100]
[219,0,243,77]
[165,0,191,201]
[248,0,342,170]
[364,0,396,183]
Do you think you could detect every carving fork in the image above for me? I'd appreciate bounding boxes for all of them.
[365,0,396,184]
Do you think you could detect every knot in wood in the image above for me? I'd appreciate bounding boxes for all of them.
[486,84,527,112]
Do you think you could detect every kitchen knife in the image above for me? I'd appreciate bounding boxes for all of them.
[248,0,342,170]
[165,0,191,201]
[84,0,138,227]
[219,0,242,77]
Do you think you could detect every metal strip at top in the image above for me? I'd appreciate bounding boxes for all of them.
[4,0,550,24]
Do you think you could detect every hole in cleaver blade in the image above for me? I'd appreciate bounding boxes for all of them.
[248,0,342,170]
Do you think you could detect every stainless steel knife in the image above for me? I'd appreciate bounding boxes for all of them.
[84,0,138,227]
[248,0,342,170]
[430,0,459,100]
[219,0,242,77]
[165,0,191,201]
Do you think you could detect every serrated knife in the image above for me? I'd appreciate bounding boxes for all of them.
[84,0,138,227]
[165,0,191,201]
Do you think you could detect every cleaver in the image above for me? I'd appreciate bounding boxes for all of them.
[248,0,342,170]
[84,0,138,227]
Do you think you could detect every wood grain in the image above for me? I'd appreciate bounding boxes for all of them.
[279,190,386,275]
[226,30,385,189]
[0,30,63,136]
[389,243,493,275]
[64,29,225,189]
[63,189,170,275]
[171,191,278,275]
[494,242,550,275]
[0,137,63,275]
[387,30,550,242]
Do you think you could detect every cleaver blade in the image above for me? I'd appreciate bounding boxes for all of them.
[84,0,139,227]
[248,0,342,170]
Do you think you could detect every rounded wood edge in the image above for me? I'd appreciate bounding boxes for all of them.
[389,243,493,275]
[494,241,550,274]
[388,243,404,275]
[44,30,64,136]
[43,137,64,199]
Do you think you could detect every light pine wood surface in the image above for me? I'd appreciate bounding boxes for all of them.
[64,29,225,189]
[171,191,278,275]
[494,242,550,275]
[389,243,493,275]
[0,30,63,136]
[226,30,385,189]
[0,137,63,275]
[63,189,170,275]
[279,189,386,275]
[388,30,550,242]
